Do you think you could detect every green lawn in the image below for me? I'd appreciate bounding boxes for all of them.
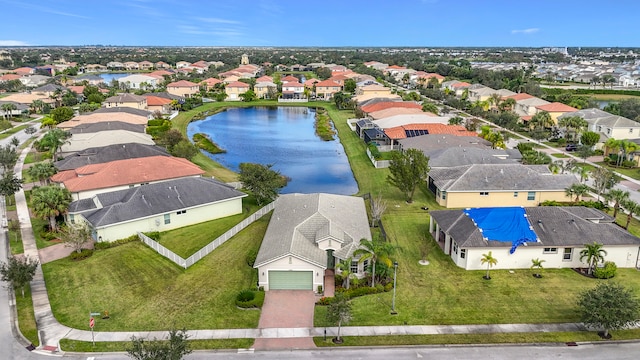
[8,228,23,255]
[42,215,269,331]
[0,124,30,140]
[550,153,569,158]
[31,217,62,249]
[59,338,254,352]
[16,286,39,346]
[596,162,640,181]
[157,196,261,258]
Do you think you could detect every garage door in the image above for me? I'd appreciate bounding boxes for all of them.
[268,271,313,290]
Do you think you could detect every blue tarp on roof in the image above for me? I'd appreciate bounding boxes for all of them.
[463,207,538,254]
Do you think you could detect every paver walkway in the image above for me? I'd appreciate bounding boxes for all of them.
[253,290,316,350]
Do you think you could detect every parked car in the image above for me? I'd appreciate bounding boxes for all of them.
[566,143,578,151]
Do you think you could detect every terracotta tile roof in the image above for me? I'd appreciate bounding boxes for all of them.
[256,76,273,82]
[384,123,478,140]
[13,67,33,75]
[419,73,445,80]
[387,65,405,69]
[167,80,198,88]
[451,82,471,88]
[503,93,533,101]
[201,77,222,86]
[58,112,149,128]
[283,82,303,88]
[315,80,341,88]
[146,96,172,106]
[226,81,250,88]
[304,78,320,87]
[66,85,85,94]
[535,102,578,113]
[281,75,299,82]
[0,74,22,81]
[51,156,204,192]
[361,101,422,114]
[329,74,349,81]
[521,116,533,122]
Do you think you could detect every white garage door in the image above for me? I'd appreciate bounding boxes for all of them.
[268,271,313,290]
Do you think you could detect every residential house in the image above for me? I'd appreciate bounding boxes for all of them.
[534,102,578,124]
[54,143,170,171]
[559,108,640,142]
[514,97,550,117]
[67,121,145,135]
[355,84,391,97]
[201,77,222,91]
[254,81,277,99]
[58,111,150,129]
[442,80,471,96]
[256,75,273,83]
[51,155,204,201]
[83,64,108,73]
[166,80,200,98]
[176,61,191,69]
[60,130,155,156]
[117,74,158,90]
[225,81,250,101]
[104,94,148,110]
[280,75,299,84]
[0,101,27,117]
[75,74,104,85]
[106,62,124,70]
[254,193,372,292]
[368,107,425,120]
[138,61,154,71]
[428,164,578,208]
[281,81,305,99]
[384,123,477,145]
[314,80,342,100]
[429,206,640,270]
[361,101,422,114]
[68,177,247,242]
[146,95,173,113]
[155,61,171,69]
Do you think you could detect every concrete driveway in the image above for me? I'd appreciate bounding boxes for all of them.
[253,290,316,350]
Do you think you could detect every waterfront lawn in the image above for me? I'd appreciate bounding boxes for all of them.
[157,196,261,258]
[42,215,268,331]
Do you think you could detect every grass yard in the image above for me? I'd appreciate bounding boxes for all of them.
[16,287,39,346]
[42,215,269,331]
[550,153,569,158]
[31,217,62,249]
[596,162,640,181]
[589,94,640,101]
[157,196,261,258]
[8,228,23,255]
[59,338,254,352]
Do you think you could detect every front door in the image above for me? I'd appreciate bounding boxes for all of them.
[326,249,335,269]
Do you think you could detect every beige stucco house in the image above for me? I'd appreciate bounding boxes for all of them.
[166,80,199,98]
[225,81,250,100]
[559,108,640,141]
[315,80,342,100]
[104,94,147,110]
[254,81,277,99]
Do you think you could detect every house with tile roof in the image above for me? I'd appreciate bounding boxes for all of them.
[281,81,306,100]
[68,177,246,242]
[534,102,578,124]
[58,112,150,129]
[368,107,425,120]
[60,130,155,157]
[384,123,478,144]
[104,94,148,110]
[280,75,299,84]
[145,95,173,113]
[117,74,158,90]
[200,77,222,91]
[314,80,342,100]
[166,80,199,98]
[225,81,250,101]
[427,164,577,208]
[355,84,391,98]
[429,206,640,270]
[54,143,170,171]
[254,193,371,291]
[515,97,550,117]
[51,155,204,201]
[254,81,277,99]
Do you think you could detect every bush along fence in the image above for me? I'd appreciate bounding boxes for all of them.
[138,201,275,269]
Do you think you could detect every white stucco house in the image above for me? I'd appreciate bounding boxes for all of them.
[254,193,372,292]
[67,177,247,242]
[429,206,640,270]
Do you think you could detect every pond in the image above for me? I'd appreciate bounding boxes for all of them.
[99,73,133,83]
[187,106,359,195]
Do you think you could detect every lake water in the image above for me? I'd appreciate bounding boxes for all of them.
[99,73,133,83]
[187,106,359,195]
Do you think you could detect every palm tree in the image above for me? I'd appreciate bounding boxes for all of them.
[499,97,516,112]
[354,238,396,287]
[480,251,498,280]
[39,129,70,160]
[622,199,640,230]
[1,103,17,120]
[487,93,502,112]
[579,242,607,275]
[565,183,590,203]
[530,258,546,278]
[558,116,588,142]
[30,185,73,232]
[606,189,630,218]
[27,161,57,185]
[335,258,354,289]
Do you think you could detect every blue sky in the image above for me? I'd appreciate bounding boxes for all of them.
[0,0,638,47]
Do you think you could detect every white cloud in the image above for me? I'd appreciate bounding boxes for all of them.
[0,40,29,46]
[511,28,540,34]
[196,17,240,25]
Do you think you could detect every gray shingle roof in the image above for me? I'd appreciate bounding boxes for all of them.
[54,143,169,171]
[559,108,640,128]
[68,121,145,134]
[254,193,372,269]
[33,84,65,92]
[69,177,246,228]
[428,164,577,192]
[92,106,151,118]
[430,207,639,248]
[104,93,146,103]
[399,134,492,152]
[425,147,521,167]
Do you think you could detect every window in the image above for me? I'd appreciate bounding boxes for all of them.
[460,249,466,259]
[513,192,518,197]
[607,128,611,135]
[69,214,75,224]
[363,259,369,271]
[527,192,535,200]
[350,261,358,273]
[480,191,489,196]
[543,247,558,254]
[141,182,149,186]
[597,125,602,132]
[631,128,635,134]
[442,191,447,200]
[453,242,458,254]
[164,213,170,224]
[129,184,135,188]
[563,248,573,261]
[176,210,186,215]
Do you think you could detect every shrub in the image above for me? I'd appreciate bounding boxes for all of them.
[622,160,636,168]
[94,235,138,250]
[594,261,617,279]
[235,289,264,308]
[556,138,567,146]
[317,285,323,293]
[316,296,333,306]
[147,119,165,127]
[368,143,382,160]
[245,248,258,267]
[375,284,384,293]
[144,232,161,241]
[69,249,94,261]
[40,231,58,241]
[334,274,343,287]
[236,289,255,302]
[384,283,393,292]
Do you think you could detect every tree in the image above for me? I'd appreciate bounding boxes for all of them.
[238,163,288,205]
[335,258,354,289]
[370,193,387,227]
[343,79,356,93]
[169,139,198,160]
[354,237,396,287]
[60,224,92,254]
[579,242,607,275]
[448,116,464,125]
[239,89,256,102]
[39,129,70,159]
[30,185,72,232]
[1,102,17,119]
[0,256,39,298]
[480,251,497,280]
[387,149,430,203]
[325,292,352,344]
[529,111,553,131]
[0,144,18,172]
[50,106,75,124]
[558,116,588,142]
[530,258,545,278]
[7,219,20,242]
[126,328,192,360]
[577,282,640,339]
[27,161,57,185]
[622,199,640,230]
[606,189,629,218]
[421,102,439,115]
[0,172,23,204]
[591,168,618,201]
[40,116,56,129]
[160,129,185,150]
[564,183,589,203]
[581,131,600,148]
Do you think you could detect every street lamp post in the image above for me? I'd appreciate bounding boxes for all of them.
[391,261,398,315]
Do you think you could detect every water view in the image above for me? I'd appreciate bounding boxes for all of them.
[187,106,358,195]
[99,73,133,83]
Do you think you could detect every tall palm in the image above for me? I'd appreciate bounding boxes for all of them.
[480,251,498,279]
[622,199,640,230]
[27,161,57,185]
[499,98,516,112]
[30,185,73,232]
[40,129,70,159]
[579,242,607,275]
[354,238,396,287]
[558,116,588,142]
[565,183,589,203]
[488,93,502,111]
[606,189,630,218]
[1,103,17,119]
